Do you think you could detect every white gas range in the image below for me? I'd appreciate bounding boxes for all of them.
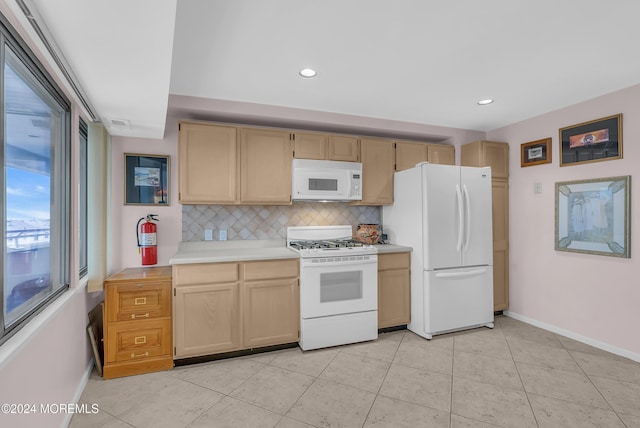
[287,225,378,351]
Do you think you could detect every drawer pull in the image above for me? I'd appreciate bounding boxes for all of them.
[134,336,147,345]
[131,313,150,319]
[134,297,147,305]
[130,352,149,359]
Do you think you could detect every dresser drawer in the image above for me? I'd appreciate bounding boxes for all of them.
[105,281,171,322]
[106,319,172,363]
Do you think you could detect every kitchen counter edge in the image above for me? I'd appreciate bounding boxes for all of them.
[169,240,412,265]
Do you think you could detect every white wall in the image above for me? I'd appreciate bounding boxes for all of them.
[488,84,640,358]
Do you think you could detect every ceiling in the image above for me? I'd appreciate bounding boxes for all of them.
[24,0,640,139]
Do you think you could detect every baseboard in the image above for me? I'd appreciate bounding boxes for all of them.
[504,310,640,363]
[61,361,94,428]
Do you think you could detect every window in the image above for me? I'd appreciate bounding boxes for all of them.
[1,16,70,344]
[79,120,87,278]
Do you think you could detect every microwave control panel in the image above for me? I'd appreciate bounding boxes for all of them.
[350,173,362,198]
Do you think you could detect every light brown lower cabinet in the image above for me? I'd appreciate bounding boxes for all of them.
[173,259,299,359]
[378,252,411,328]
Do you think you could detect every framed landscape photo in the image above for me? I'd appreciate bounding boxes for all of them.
[559,114,622,166]
[555,176,630,258]
[521,138,552,167]
[124,153,170,205]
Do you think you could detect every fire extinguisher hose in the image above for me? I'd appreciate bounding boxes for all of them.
[136,217,145,253]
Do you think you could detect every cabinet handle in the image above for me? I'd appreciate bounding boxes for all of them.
[134,297,147,305]
[130,352,149,359]
[134,336,147,345]
[131,313,149,319]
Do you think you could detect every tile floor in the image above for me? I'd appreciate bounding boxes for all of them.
[71,316,640,428]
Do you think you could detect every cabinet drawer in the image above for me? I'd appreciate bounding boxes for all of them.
[243,259,299,281]
[173,262,238,285]
[378,252,410,271]
[106,319,171,363]
[105,281,170,322]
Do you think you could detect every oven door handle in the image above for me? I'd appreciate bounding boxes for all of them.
[300,257,378,268]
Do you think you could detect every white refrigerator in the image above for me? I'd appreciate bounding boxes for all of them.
[383,163,494,339]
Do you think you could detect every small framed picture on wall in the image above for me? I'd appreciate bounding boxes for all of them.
[521,138,552,167]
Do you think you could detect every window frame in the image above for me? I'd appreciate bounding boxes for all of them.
[79,119,88,278]
[0,12,71,346]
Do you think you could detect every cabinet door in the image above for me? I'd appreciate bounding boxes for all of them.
[294,132,327,159]
[240,128,293,204]
[178,122,238,203]
[378,269,410,328]
[358,138,395,205]
[481,142,509,179]
[243,278,299,348]
[173,282,240,358]
[461,141,508,178]
[427,144,455,165]
[328,135,359,161]
[378,253,411,328]
[492,179,509,310]
[395,142,428,171]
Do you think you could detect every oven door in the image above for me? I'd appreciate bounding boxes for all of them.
[300,255,378,318]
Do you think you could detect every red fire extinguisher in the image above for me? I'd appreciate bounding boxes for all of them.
[136,214,159,265]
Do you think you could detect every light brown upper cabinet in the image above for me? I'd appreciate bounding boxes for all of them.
[294,133,359,162]
[395,141,455,171]
[327,135,359,161]
[292,132,328,160]
[240,128,294,205]
[427,144,455,165]
[461,140,509,311]
[461,140,508,179]
[178,121,238,204]
[356,138,395,205]
[395,142,429,171]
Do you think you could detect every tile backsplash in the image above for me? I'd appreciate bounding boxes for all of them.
[182,203,381,241]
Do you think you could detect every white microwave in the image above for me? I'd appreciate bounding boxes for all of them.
[292,159,362,201]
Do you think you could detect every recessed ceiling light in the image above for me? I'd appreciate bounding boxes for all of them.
[477,99,494,105]
[299,68,317,78]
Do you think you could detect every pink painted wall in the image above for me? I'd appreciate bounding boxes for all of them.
[488,84,640,357]
[109,131,181,273]
[0,3,105,428]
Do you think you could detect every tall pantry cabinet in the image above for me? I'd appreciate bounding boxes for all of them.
[461,141,509,311]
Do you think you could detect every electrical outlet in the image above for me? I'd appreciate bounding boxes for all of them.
[204,229,213,241]
[219,229,227,241]
[534,182,542,194]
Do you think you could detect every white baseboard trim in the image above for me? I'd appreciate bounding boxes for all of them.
[61,361,95,428]
[504,310,640,363]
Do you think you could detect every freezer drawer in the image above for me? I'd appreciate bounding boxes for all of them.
[424,267,494,336]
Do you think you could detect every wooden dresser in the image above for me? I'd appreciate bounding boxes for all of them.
[103,266,173,379]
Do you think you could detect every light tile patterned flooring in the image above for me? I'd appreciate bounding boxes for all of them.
[71,316,640,428]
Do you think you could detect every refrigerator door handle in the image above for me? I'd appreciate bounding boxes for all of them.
[455,184,464,253]
[435,268,489,279]
[463,184,471,253]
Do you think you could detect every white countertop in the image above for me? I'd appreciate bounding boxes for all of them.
[169,239,298,264]
[169,239,412,265]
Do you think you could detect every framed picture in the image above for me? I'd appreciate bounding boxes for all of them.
[559,114,622,166]
[124,153,170,205]
[555,176,630,258]
[521,138,552,167]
